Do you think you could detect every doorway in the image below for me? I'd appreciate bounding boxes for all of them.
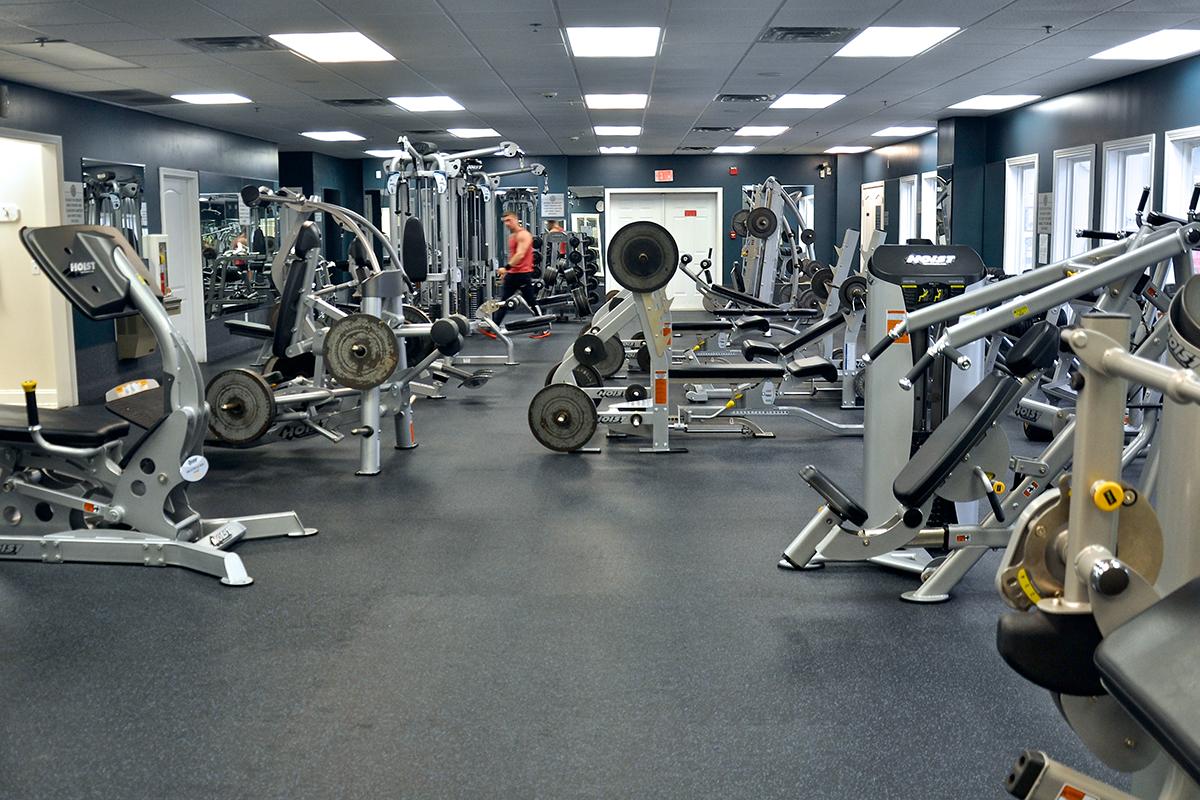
[603,188,721,311]
[860,181,886,266]
[159,167,206,361]
[0,130,71,406]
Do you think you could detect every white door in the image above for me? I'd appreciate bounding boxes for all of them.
[861,182,886,266]
[159,168,206,361]
[605,190,720,311]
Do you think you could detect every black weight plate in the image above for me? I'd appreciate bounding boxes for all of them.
[731,209,750,238]
[206,368,276,445]
[624,384,647,402]
[607,220,679,293]
[838,275,869,310]
[810,267,834,302]
[747,207,778,240]
[325,313,400,390]
[573,363,603,388]
[800,228,817,245]
[596,337,626,378]
[528,383,597,452]
[635,343,651,373]
[262,352,315,381]
[573,333,606,366]
[796,289,819,310]
[567,250,583,264]
[403,305,434,365]
[449,313,471,338]
[572,286,591,317]
[401,216,428,282]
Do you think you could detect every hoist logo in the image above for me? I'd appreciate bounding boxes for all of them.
[905,254,956,266]
[67,260,97,275]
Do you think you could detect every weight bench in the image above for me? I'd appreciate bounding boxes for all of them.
[503,314,556,333]
[670,359,837,383]
[673,315,770,334]
[225,319,273,340]
[739,312,846,361]
[0,405,129,448]
[708,282,777,310]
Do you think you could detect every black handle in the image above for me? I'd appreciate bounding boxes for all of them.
[865,334,897,363]
[1189,183,1200,215]
[1075,228,1124,241]
[975,467,1006,523]
[900,350,936,390]
[1137,186,1150,214]
[22,380,38,427]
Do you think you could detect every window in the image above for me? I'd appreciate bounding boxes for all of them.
[1051,145,1094,262]
[898,174,919,243]
[1102,134,1155,233]
[1004,154,1039,274]
[1165,125,1200,273]
[920,170,939,242]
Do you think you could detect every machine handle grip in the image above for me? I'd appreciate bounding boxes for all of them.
[975,467,1006,523]
[1075,228,1124,241]
[1189,183,1200,215]
[864,334,897,364]
[899,350,936,391]
[22,380,38,427]
[1136,186,1150,215]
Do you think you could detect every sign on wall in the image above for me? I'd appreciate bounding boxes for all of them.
[654,170,674,183]
[1036,192,1053,265]
[541,192,565,217]
[63,181,85,225]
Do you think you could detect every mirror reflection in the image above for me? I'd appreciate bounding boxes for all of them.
[81,159,145,250]
[199,177,280,319]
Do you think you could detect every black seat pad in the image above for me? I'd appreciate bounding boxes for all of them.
[892,373,1025,509]
[709,283,776,309]
[224,319,272,340]
[800,464,869,526]
[1096,576,1200,785]
[0,405,130,448]
[996,610,1105,696]
[671,363,784,381]
[786,357,838,382]
[673,320,733,332]
[732,315,770,333]
[504,314,556,332]
[741,339,782,360]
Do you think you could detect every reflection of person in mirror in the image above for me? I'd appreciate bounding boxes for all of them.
[490,211,549,339]
[231,231,249,253]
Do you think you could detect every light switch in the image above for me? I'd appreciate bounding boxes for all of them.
[0,204,20,222]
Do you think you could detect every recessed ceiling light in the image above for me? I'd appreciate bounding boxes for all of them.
[301,130,365,141]
[825,146,871,153]
[599,146,638,154]
[448,127,500,139]
[835,26,959,58]
[388,96,464,112]
[269,32,394,63]
[714,145,755,154]
[172,93,252,104]
[949,94,1040,110]
[566,27,661,58]
[735,126,788,137]
[594,125,642,136]
[1090,29,1200,60]
[769,93,844,109]
[585,94,649,110]
[873,125,936,137]
[365,149,406,158]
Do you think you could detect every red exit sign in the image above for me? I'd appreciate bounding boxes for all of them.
[654,169,674,183]
[684,209,697,217]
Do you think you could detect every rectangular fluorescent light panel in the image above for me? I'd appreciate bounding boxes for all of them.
[735,126,788,137]
[949,94,1040,110]
[825,146,871,153]
[388,96,464,112]
[301,130,365,142]
[448,128,500,139]
[770,93,844,109]
[566,27,661,58]
[172,93,252,104]
[365,149,406,158]
[0,41,139,70]
[594,126,642,136]
[585,94,649,110]
[835,26,959,57]
[269,32,393,63]
[1090,29,1200,60]
[599,146,638,154]
[714,145,755,154]
[873,125,935,137]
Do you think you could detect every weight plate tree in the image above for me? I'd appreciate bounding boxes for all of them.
[606,220,680,294]
[207,368,277,445]
[528,383,598,452]
[324,313,401,390]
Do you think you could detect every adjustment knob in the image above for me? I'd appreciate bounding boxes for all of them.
[1090,558,1130,596]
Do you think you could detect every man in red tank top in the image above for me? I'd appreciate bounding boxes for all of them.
[492,212,549,337]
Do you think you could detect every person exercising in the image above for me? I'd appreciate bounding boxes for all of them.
[492,212,549,338]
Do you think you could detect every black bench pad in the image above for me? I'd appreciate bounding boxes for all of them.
[786,357,838,382]
[1096,575,1200,786]
[892,373,1025,509]
[709,283,776,309]
[504,314,556,332]
[225,319,273,340]
[671,363,785,381]
[0,405,130,448]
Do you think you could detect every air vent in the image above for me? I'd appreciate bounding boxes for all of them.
[179,36,284,53]
[678,146,712,152]
[691,126,737,133]
[324,98,392,108]
[715,93,774,103]
[78,89,180,107]
[758,26,857,44]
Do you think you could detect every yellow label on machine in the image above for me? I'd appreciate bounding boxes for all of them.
[1012,305,1030,319]
[1017,568,1042,605]
[1092,480,1124,512]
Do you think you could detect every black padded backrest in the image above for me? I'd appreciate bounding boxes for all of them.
[402,217,429,282]
[1001,321,1059,376]
[348,237,371,267]
[20,225,153,320]
[251,228,267,255]
[294,220,321,259]
[778,313,847,356]
[273,258,311,357]
[893,372,1025,509]
[1096,576,1200,785]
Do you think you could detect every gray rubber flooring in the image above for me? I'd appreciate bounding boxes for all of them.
[0,335,1123,799]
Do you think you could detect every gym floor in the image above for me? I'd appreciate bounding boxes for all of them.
[0,335,1122,799]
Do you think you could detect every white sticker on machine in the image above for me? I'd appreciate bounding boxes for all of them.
[180,455,209,482]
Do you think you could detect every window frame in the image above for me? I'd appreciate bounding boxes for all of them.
[1004,153,1039,275]
[898,173,919,243]
[1164,124,1200,219]
[1051,144,1095,263]
[1101,133,1156,233]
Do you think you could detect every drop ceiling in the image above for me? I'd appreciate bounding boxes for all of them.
[0,0,1195,157]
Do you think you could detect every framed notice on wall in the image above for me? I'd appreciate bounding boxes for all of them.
[541,193,565,217]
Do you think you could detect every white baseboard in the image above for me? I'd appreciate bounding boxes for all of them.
[0,387,61,408]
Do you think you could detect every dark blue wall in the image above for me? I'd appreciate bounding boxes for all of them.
[0,79,278,401]
[979,54,1200,265]
[861,133,938,246]
[282,151,365,261]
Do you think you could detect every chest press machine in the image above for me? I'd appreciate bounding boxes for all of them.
[0,225,313,585]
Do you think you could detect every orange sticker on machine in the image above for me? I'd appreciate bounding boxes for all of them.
[654,370,668,404]
[886,311,910,344]
[1057,785,1095,800]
